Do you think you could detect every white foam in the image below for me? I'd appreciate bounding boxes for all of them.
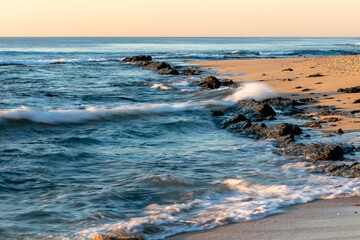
[77,176,360,240]
[0,101,222,125]
[225,83,278,102]
[0,58,109,65]
[257,51,294,56]
[151,83,174,90]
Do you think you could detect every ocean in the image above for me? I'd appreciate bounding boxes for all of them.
[1,37,360,240]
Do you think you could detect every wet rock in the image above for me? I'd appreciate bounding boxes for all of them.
[295,86,302,89]
[51,61,65,65]
[282,68,294,72]
[283,143,344,161]
[336,128,344,135]
[323,117,339,122]
[304,121,323,128]
[256,103,276,117]
[262,123,302,138]
[299,98,313,102]
[158,67,179,75]
[248,123,267,135]
[337,86,360,93]
[143,61,171,70]
[306,73,324,78]
[183,69,201,75]
[229,121,252,132]
[123,55,152,62]
[220,78,237,88]
[302,88,311,92]
[211,110,224,116]
[197,76,221,89]
[45,93,58,97]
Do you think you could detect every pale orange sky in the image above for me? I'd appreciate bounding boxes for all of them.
[1,0,360,37]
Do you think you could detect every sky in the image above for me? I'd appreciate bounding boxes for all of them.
[1,0,360,37]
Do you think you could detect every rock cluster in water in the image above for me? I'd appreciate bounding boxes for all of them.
[123,55,179,75]
[196,76,237,89]
[215,97,359,177]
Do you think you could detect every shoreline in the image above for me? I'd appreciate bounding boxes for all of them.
[166,55,360,240]
[167,197,360,240]
[191,55,360,132]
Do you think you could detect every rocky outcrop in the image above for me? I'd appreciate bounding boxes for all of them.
[93,233,144,240]
[123,56,178,75]
[197,76,237,89]
[123,55,152,62]
[183,69,201,76]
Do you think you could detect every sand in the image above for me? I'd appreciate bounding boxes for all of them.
[167,197,360,240]
[192,55,360,132]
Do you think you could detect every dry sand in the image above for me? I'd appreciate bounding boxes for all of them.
[192,55,360,132]
[167,197,360,240]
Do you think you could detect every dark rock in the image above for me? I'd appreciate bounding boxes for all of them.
[304,121,322,128]
[143,61,171,70]
[256,103,276,117]
[123,55,152,62]
[337,86,360,93]
[323,117,339,122]
[220,79,237,88]
[45,93,58,97]
[336,128,344,135]
[212,110,224,116]
[93,233,144,240]
[197,76,221,89]
[299,98,313,102]
[354,99,360,103]
[183,69,201,75]
[295,86,302,89]
[262,123,302,138]
[248,123,267,135]
[282,68,294,72]
[302,88,311,92]
[51,61,65,65]
[229,121,252,132]
[306,73,324,78]
[282,143,344,161]
[158,67,179,75]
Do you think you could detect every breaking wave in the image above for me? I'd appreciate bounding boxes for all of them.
[77,175,360,240]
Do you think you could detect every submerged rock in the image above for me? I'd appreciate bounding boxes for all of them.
[183,69,201,75]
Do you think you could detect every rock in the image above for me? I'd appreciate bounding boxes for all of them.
[282,68,294,72]
[336,128,344,135]
[295,86,302,89]
[248,123,267,135]
[354,99,360,103]
[143,61,170,70]
[299,98,313,102]
[262,123,302,138]
[256,103,276,117]
[183,69,201,75]
[304,121,322,128]
[302,88,311,92]
[282,143,344,161]
[45,93,58,97]
[211,110,224,116]
[197,76,221,89]
[158,67,179,75]
[337,86,360,93]
[51,61,65,65]
[306,73,324,78]
[230,114,248,124]
[220,79,237,88]
[123,55,152,62]
[323,117,339,122]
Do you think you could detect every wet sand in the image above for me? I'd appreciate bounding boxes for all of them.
[167,197,360,240]
[192,55,360,132]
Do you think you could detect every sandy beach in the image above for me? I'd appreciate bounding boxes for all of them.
[192,55,360,132]
[167,55,360,240]
[167,197,360,240]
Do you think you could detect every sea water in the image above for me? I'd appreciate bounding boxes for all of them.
[1,37,360,240]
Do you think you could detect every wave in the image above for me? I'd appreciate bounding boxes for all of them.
[225,83,278,102]
[151,83,174,90]
[0,58,120,66]
[257,51,294,56]
[0,83,279,125]
[77,175,360,240]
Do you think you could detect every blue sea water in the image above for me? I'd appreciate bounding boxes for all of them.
[1,38,360,240]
